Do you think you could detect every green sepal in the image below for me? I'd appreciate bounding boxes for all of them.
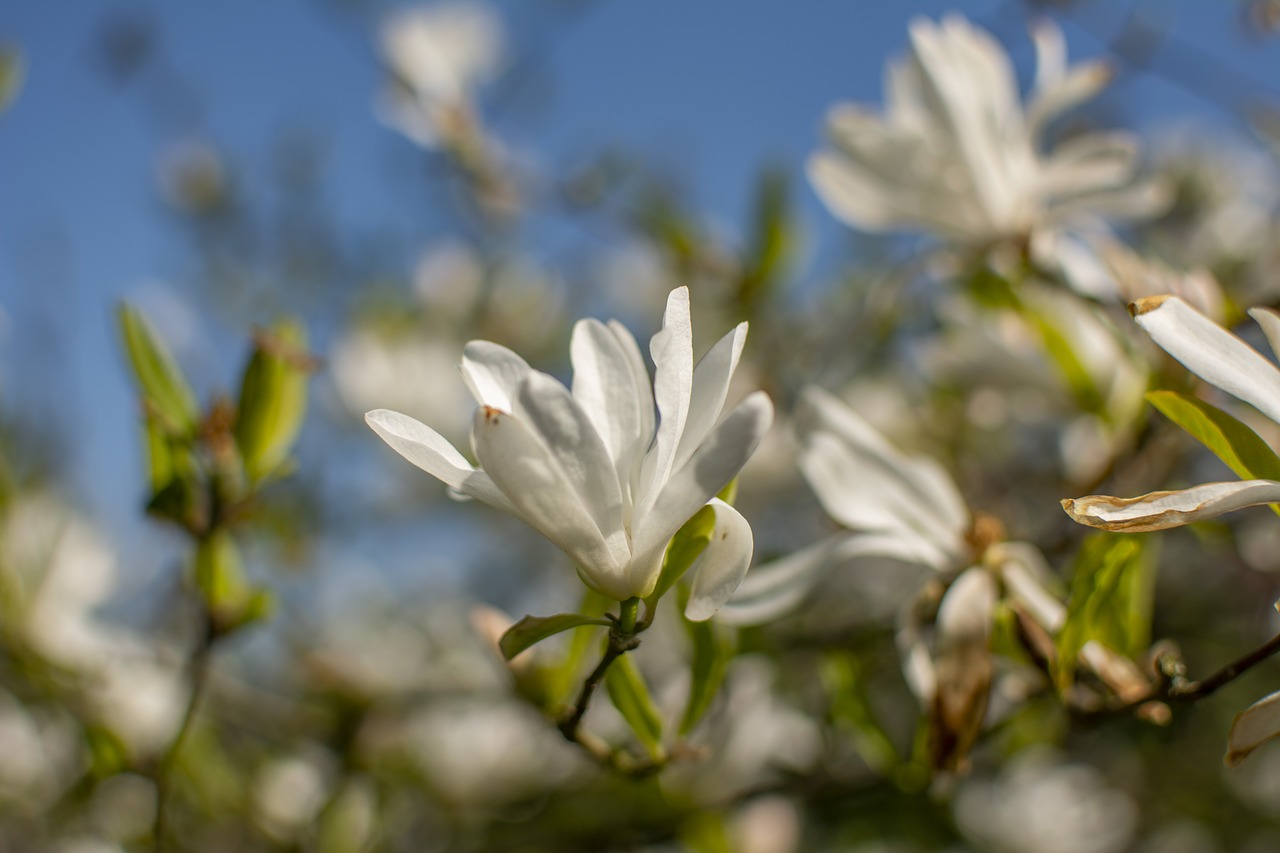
[605,653,664,760]
[678,588,734,736]
[117,303,200,436]
[498,613,610,661]
[1054,533,1153,693]
[1147,389,1280,517]
[645,504,716,609]
[234,318,312,485]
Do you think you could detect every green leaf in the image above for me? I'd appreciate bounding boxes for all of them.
[679,613,733,736]
[234,319,312,484]
[1147,389,1280,483]
[1025,306,1106,415]
[679,811,733,853]
[646,504,716,608]
[1054,533,1153,693]
[144,415,175,493]
[605,654,664,759]
[499,613,610,661]
[738,167,794,315]
[117,303,200,436]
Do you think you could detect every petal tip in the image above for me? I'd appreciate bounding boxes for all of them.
[1128,295,1170,318]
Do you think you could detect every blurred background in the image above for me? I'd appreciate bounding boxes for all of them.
[3,0,1280,850]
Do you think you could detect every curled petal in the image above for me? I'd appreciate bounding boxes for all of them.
[1062,480,1280,532]
[1132,295,1280,426]
[684,499,753,622]
[570,318,650,483]
[1227,690,1280,767]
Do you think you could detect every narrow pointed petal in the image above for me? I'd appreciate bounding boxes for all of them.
[512,372,629,562]
[798,387,969,554]
[1227,690,1280,767]
[365,408,517,512]
[1038,133,1140,200]
[631,392,773,598]
[1133,295,1280,426]
[471,406,629,596]
[1063,479,1280,532]
[1028,61,1111,140]
[675,321,748,470]
[718,530,956,626]
[638,287,694,517]
[460,340,534,410]
[684,499,754,621]
[570,319,650,506]
[987,542,1066,632]
[607,319,656,448]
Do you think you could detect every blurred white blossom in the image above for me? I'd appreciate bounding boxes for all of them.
[955,749,1137,853]
[377,2,503,150]
[809,15,1165,293]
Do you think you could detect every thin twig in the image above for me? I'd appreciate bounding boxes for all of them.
[153,610,217,852]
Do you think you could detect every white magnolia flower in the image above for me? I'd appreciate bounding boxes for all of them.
[809,15,1163,263]
[377,2,503,149]
[1064,295,1280,532]
[719,389,1139,768]
[366,287,773,619]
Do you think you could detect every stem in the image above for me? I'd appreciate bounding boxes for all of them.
[557,599,643,759]
[153,609,217,852]
[1169,632,1280,702]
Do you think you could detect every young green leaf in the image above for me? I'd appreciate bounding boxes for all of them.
[1054,533,1153,693]
[118,303,200,436]
[1147,389,1280,482]
[679,613,733,736]
[194,530,249,617]
[646,504,716,609]
[605,654,665,760]
[498,613,610,661]
[235,319,312,484]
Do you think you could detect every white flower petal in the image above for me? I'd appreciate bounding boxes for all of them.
[639,287,695,517]
[718,529,957,626]
[512,372,630,563]
[460,340,533,411]
[471,406,628,596]
[684,499,754,622]
[936,567,997,651]
[569,319,651,510]
[987,542,1066,632]
[675,321,747,470]
[365,408,517,512]
[1248,306,1280,363]
[797,387,969,556]
[1063,479,1280,532]
[1038,133,1141,200]
[631,391,773,598]
[1227,689,1280,767]
[1132,295,1280,426]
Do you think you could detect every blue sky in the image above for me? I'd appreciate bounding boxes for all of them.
[0,0,1277,559]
